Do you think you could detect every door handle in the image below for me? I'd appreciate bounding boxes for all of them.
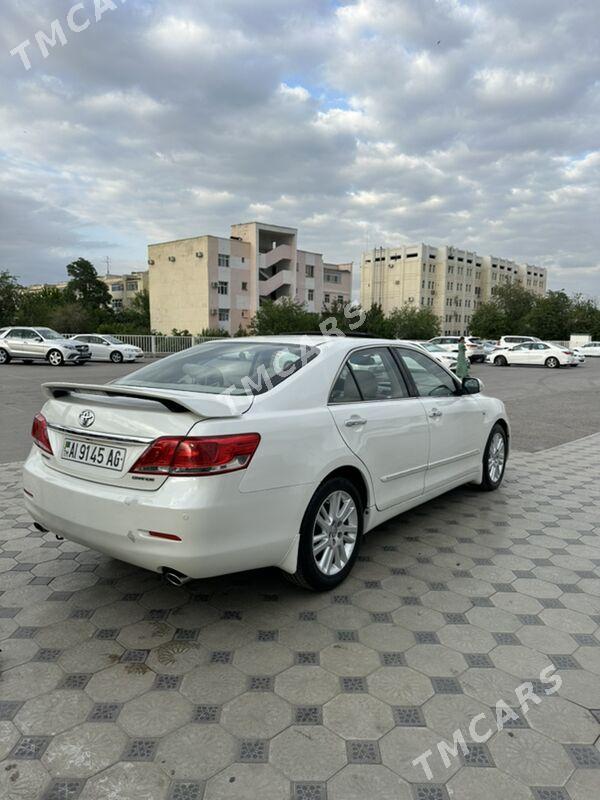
[345,416,367,428]
[428,408,442,419]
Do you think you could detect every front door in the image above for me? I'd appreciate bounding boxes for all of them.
[394,347,485,493]
[328,346,430,511]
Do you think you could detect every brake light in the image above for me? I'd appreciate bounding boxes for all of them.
[31,413,53,454]
[563,350,572,355]
[130,433,261,476]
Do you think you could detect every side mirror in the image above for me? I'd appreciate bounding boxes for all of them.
[34,336,43,342]
[462,376,482,394]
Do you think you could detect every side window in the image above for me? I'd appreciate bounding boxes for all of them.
[7,329,22,338]
[329,348,409,403]
[22,330,37,340]
[396,348,458,398]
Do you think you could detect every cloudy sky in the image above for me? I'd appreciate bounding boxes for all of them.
[1,0,599,297]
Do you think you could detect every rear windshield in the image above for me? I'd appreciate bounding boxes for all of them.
[115,341,318,395]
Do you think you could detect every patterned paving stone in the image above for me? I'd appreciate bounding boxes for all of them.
[3,437,600,797]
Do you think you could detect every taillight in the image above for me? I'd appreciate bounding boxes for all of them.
[130,433,261,477]
[563,350,572,355]
[31,413,53,454]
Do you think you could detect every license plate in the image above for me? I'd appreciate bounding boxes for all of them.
[62,439,126,471]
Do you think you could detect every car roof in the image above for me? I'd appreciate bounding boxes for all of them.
[201,335,424,353]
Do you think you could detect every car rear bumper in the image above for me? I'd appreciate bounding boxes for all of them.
[23,448,305,579]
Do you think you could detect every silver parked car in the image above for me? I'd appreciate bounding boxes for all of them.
[0,327,90,366]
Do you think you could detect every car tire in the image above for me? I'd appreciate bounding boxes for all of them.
[545,357,559,369]
[47,349,64,367]
[110,351,124,363]
[288,477,363,591]
[478,424,508,492]
[493,355,508,367]
[0,348,11,365]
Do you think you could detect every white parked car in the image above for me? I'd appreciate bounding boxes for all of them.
[409,341,457,371]
[70,334,144,363]
[428,336,486,363]
[497,335,541,348]
[487,341,576,368]
[574,342,600,357]
[24,336,509,590]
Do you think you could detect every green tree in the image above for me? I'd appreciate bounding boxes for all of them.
[48,303,94,333]
[63,258,111,311]
[492,283,537,330]
[469,302,506,340]
[524,291,572,341]
[360,304,393,338]
[249,298,319,335]
[0,271,21,326]
[387,305,441,340]
[16,286,66,327]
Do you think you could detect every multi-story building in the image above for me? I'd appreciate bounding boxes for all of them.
[148,221,352,335]
[24,270,149,311]
[360,243,547,335]
[104,271,149,310]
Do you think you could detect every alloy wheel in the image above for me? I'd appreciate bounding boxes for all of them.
[312,490,358,576]
[48,350,63,366]
[487,431,506,483]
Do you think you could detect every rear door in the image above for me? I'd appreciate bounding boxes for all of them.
[394,347,484,493]
[4,328,26,356]
[328,346,429,511]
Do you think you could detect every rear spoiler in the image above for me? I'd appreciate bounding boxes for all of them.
[41,382,253,418]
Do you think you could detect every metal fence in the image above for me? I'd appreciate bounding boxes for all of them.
[62,334,219,356]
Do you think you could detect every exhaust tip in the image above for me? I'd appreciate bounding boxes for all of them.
[162,568,191,587]
[33,522,49,533]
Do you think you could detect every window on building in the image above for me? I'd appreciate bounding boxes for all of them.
[111,284,124,292]
[307,289,314,301]
[217,281,228,295]
[406,252,418,258]
[337,295,344,303]
[125,281,138,291]
[218,309,229,321]
[306,265,314,278]
[241,282,248,291]
[324,293,330,303]
[112,299,123,310]
[218,254,230,267]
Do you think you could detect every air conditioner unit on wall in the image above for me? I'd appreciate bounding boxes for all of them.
[168,256,176,262]
[210,309,217,316]
[147,259,155,266]
[211,282,219,288]
[196,251,203,258]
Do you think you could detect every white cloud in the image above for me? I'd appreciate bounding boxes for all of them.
[0,0,598,297]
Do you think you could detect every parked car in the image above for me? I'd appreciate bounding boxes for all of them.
[497,335,541,348]
[70,334,144,363]
[428,336,486,363]
[0,327,90,366]
[487,341,576,368]
[574,342,600,357]
[409,341,457,371]
[24,336,509,590]
[481,340,498,355]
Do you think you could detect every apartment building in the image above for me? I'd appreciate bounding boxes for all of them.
[360,243,547,335]
[104,271,149,310]
[148,221,352,335]
[25,270,149,311]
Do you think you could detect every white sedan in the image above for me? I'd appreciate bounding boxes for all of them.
[409,341,458,371]
[487,341,576,368]
[23,336,509,590]
[70,334,144,363]
[574,342,600,357]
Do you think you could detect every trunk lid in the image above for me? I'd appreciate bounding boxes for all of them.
[39,382,253,490]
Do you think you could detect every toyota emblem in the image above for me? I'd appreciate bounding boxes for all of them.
[79,410,95,428]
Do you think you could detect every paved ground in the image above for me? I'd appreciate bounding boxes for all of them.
[2,358,599,461]
[2,436,600,799]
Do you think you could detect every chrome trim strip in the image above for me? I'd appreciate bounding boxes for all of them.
[381,464,428,483]
[47,423,153,445]
[428,449,480,469]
